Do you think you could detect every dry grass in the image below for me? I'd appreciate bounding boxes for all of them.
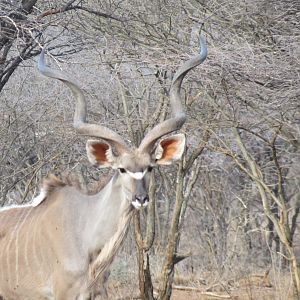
[105,266,297,300]
[105,285,293,300]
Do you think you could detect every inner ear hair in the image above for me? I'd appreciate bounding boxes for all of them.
[154,134,186,165]
[86,139,115,167]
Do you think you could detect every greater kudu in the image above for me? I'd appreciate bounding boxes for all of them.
[0,36,207,300]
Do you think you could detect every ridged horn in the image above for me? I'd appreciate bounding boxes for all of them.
[38,49,129,153]
[138,35,208,153]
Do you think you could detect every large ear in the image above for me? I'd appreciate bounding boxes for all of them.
[154,134,186,165]
[86,140,116,168]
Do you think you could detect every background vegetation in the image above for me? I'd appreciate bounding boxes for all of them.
[1,0,299,299]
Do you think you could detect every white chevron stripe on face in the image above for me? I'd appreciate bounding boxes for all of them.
[127,170,147,180]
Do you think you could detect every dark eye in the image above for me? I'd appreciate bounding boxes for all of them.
[119,168,126,173]
[147,166,153,172]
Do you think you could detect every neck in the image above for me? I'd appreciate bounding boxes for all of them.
[85,174,132,255]
[85,173,134,289]
[88,204,133,289]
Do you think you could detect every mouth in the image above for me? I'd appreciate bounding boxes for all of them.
[131,200,149,209]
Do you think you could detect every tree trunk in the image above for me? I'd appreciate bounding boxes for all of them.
[157,162,185,300]
[134,175,156,300]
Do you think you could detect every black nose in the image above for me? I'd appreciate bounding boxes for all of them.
[135,195,149,205]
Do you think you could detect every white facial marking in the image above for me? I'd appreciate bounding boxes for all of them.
[127,170,147,180]
[131,200,149,209]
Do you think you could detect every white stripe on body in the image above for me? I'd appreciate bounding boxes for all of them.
[0,189,47,212]
[5,208,28,288]
[15,208,33,286]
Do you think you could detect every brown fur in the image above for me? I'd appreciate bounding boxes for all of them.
[41,173,113,201]
[91,143,110,165]
[160,138,181,160]
[42,174,67,193]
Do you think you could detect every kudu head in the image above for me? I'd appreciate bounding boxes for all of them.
[38,36,207,209]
